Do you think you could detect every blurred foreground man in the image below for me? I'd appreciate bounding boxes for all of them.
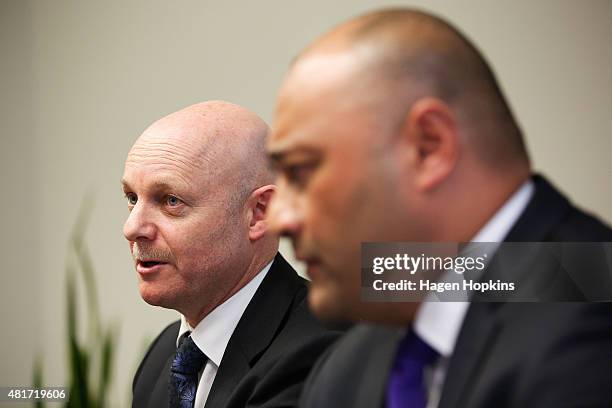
[268,9,612,408]
[123,101,338,408]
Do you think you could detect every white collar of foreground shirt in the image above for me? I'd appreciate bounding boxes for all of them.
[414,179,534,357]
[176,260,273,366]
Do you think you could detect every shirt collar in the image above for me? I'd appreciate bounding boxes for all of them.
[414,180,534,357]
[177,260,273,366]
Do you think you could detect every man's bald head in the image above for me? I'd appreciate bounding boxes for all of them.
[268,9,531,323]
[132,100,273,211]
[289,8,529,169]
[123,100,278,324]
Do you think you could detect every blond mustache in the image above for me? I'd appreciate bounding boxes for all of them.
[132,243,174,263]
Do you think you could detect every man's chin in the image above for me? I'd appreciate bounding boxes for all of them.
[307,286,355,324]
[138,284,173,309]
[307,284,418,326]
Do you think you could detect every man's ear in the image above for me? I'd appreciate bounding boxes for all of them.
[403,97,460,192]
[247,185,276,241]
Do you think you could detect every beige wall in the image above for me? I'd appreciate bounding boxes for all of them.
[1,0,611,404]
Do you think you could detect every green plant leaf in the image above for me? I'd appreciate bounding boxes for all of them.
[98,324,118,408]
[71,195,101,344]
[67,337,90,408]
[32,353,46,408]
[33,194,125,408]
[66,269,77,354]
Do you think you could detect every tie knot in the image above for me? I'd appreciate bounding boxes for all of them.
[171,335,207,375]
[397,330,439,366]
[386,330,439,408]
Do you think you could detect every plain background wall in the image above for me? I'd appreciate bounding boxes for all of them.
[1,0,611,405]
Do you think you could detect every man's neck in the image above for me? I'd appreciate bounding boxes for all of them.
[434,168,531,242]
[185,248,278,327]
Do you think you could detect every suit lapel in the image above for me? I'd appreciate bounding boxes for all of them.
[437,303,500,408]
[204,254,302,407]
[148,356,172,408]
[439,175,572,407]
[202,347,250,408]
[355,328,404,408]
[502,175,571,243]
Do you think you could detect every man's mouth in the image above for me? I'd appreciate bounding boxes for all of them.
[305,259,322,273]
[136,259,169,274]
[296,256,323,279]
[139,260,165,267]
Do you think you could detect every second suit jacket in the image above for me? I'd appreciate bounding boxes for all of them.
[300,175,612,408]
[133,253,340,408]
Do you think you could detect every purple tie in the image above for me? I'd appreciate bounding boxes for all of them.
[386,330,439,408]
[169,333,207,408]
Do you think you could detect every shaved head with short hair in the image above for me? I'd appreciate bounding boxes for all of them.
[133,100,274,213]
[123,100,277,325]
[295,8,529,169]
[127,101,342,408]
[267,9,612,408]
[268,8,531,323]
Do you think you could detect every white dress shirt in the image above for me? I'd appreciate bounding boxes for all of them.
[414,180,534,408]
[175,261,273,408]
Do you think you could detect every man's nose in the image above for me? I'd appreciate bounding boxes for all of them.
[267,187,303,238]
[123,203,157,242]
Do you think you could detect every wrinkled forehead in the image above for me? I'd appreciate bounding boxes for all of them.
[124,121,230,190]
[124,141,200,194]
[138,110,224,155]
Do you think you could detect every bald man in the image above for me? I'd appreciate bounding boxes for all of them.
[123,101,338,408]
[267,8,612,408]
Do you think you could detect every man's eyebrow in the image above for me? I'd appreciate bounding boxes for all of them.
[268,147,320,167]
[268,152,285,166]
[120,179,187,192]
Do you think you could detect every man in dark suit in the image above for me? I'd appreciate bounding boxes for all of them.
[122,101,338,408]
[267,8,612,408]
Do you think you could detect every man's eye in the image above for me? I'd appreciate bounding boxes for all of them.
[125,192,137,206]
[166,195,182,207]
[286,164,315,187]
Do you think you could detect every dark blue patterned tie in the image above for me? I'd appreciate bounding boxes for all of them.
[386,330,439,408]
[169,333,207,408]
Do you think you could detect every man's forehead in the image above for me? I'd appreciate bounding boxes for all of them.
[122,175,190,192]
[268,98,331,160]
[128,135,205,168]
[281,50,367,102]
[138,115,210,151]
[278,45,391,122]
[123,159,197,192]
[270,55,386,155]
[123,135,210,189]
